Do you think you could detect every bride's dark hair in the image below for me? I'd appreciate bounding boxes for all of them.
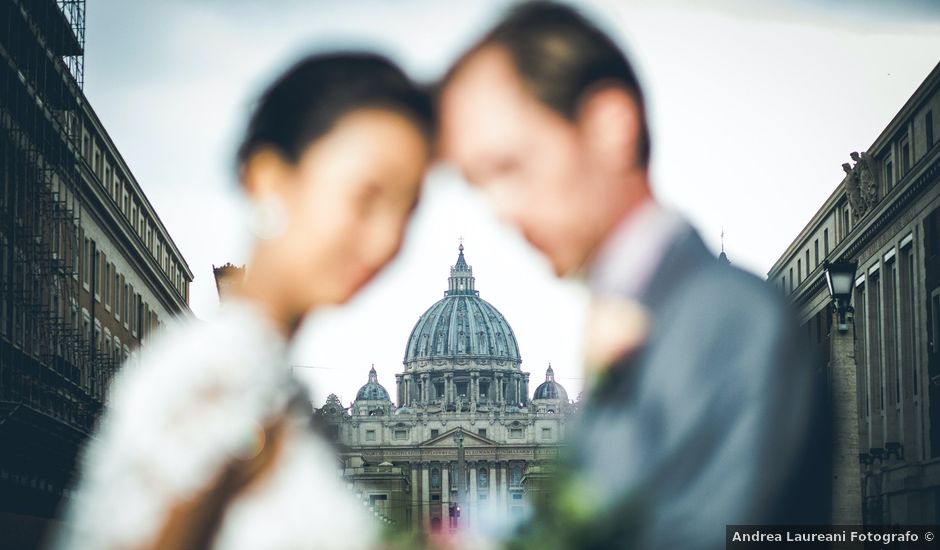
[237,52,434,167]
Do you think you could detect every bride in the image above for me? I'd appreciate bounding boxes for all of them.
[53,53,434,550]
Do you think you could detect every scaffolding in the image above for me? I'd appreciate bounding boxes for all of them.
[0,0,106,436]
[56,0,86,88]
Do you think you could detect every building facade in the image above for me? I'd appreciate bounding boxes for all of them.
[0,1,193,545]
[316,246,574,533]
[769,62,940,524]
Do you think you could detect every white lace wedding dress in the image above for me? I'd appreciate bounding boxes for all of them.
[52,299,376,550]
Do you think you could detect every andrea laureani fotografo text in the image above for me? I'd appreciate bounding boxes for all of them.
[726,525,940,549]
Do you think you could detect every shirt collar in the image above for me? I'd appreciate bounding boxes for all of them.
[586,199,689,299]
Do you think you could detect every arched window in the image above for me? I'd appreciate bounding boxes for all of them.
[478,467,488,488]
[431,468,441,489]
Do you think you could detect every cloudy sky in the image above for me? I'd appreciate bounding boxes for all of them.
[81,0,940,405]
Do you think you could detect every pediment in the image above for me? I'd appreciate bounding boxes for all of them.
[421,427,496,448]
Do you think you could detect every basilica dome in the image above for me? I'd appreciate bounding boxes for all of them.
[356,366,390,401]
[403,245,521,365]
[532,365,568,401]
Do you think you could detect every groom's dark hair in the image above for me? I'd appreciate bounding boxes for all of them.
[444,1,651,166]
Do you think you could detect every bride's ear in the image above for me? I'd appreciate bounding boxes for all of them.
[240,148,293,200]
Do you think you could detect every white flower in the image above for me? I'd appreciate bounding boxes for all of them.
[583,297,651,377]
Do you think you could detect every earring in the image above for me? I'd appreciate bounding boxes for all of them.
[248,196,288,240]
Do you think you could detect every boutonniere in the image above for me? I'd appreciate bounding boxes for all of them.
[583,296,650,383]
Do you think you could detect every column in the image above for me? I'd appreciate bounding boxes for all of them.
[498,462,508,514]
[471,372,479,403]
[831,313,863,524]
[442,465,450,505]
[411,463,420,531]
[505,375,512,405]
[495,372,503,403]
[396,374,404,406]
[469,462,478,528]
[488,462,497,517]
[421,462,431,531]
[403,374,412,406]
[421,373,430,403]
[441,464,450,528]
[445,372,454,405]
[522,373,530,405]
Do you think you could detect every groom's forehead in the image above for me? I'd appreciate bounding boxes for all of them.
[443,46,530,108]
[441,47,544,145]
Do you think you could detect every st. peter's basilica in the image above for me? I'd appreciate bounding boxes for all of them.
[315,245,574,533]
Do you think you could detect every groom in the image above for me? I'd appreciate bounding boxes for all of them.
[439,2,831,548]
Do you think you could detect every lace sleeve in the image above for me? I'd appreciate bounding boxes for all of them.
[52,311,291,550]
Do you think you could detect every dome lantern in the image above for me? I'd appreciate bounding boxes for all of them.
[447,243,477,297]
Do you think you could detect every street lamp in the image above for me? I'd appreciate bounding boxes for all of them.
[453,429,465,530]
[824,259,858,332]
[823,258,862,525]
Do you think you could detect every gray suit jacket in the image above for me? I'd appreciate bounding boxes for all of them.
[566,225,831,549]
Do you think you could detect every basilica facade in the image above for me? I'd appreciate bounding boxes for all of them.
[315,246,574,533]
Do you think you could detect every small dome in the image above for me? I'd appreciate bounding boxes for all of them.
[533,365,568,401]
[356,366,390,401]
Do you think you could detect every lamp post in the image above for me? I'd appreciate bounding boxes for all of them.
[825,260,857,332]
[824,259,862,525]
[453,429,465,530]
